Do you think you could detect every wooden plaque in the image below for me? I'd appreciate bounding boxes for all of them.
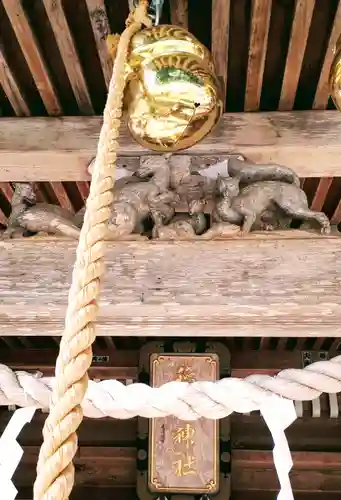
[149,353,219,494]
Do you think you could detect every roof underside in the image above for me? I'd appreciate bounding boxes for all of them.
[0,0,341,230]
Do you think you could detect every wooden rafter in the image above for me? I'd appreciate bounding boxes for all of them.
[42,0,94,114]
[244,0,271,111]
[279,0,315,111]
[211,0,230,108]
[2,0,62,115]
[0,46,30,116]
[170,0,188,29]
[84,0,113,89]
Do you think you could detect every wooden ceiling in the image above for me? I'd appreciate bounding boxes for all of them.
[0,0,341,229]
[1,4,341,498]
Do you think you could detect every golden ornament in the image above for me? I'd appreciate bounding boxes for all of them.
[329,34,341,110]
[122,25,223,152]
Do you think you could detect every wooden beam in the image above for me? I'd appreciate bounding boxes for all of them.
[1,236,340,337]
[0,348,321,375]
[233,450,341,492]
[0,348,334,380]
[1,111,341,181]
[15,446,136,488]
[17,487,136,500]
[12,447,341,493]
[0,349,139,379]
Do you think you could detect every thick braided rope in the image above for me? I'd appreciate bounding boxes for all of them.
[32,4,151,500]
[1,355,340,420]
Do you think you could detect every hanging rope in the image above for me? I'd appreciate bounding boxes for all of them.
[32,4,152,499]
[1,355,340,420]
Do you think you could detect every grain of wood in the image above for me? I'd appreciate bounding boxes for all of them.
[0,47,30,116]
[42,0,94,114]
[233,450,341,492]
[310,178,333,211]
[313,0,341,109]
[0,211,7,226]
[0,181,12,228]
[331,198,341,223]
[2,0,62,115]
[1,237,340,337]
[211,0,230,108]
[15,446,136,487]
[330,339,341,351]
[75,181,90,201]
[169,0,188,28]
[103,337,116,349]
[84,0,113,89]
[50,182,74,212]
[244,0,272,111]
[0,182,13,202]
[2,111,341,180]
[2,348,330,380]
[11,447,341,492]
[279,0,315,111]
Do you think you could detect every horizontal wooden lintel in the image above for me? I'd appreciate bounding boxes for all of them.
[12,447,341,493]
[0,348,331,379]
[1,111,341,180]
[1,237,340,337]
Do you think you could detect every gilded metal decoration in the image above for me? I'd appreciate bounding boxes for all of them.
[123,25,223,152]
[329,34,341,110]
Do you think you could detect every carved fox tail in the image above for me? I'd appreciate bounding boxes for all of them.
[228,157,300,186]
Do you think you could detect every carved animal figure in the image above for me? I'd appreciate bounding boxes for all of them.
[76,156,179,239]
[168,155,215,204]
[151,199,207,239]
[228,156,300,187]
[213,176,331,235]
[3,183,80,239]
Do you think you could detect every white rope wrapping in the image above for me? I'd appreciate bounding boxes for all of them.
[0,355,340,419]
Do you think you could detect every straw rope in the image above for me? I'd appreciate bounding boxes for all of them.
[1,355,340,420]
[32,3,152,499]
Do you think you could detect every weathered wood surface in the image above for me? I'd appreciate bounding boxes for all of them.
[149,354,218,493]
[1,236,340,337]
[11,446,341,493]
[1,111,341,180]
[0,348,330,378]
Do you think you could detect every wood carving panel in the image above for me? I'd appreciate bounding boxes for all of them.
[149,354,219,494]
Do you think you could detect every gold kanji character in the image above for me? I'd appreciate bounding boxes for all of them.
[172,423,195,448]
[176,365,195,382]
[172,454,196,476]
